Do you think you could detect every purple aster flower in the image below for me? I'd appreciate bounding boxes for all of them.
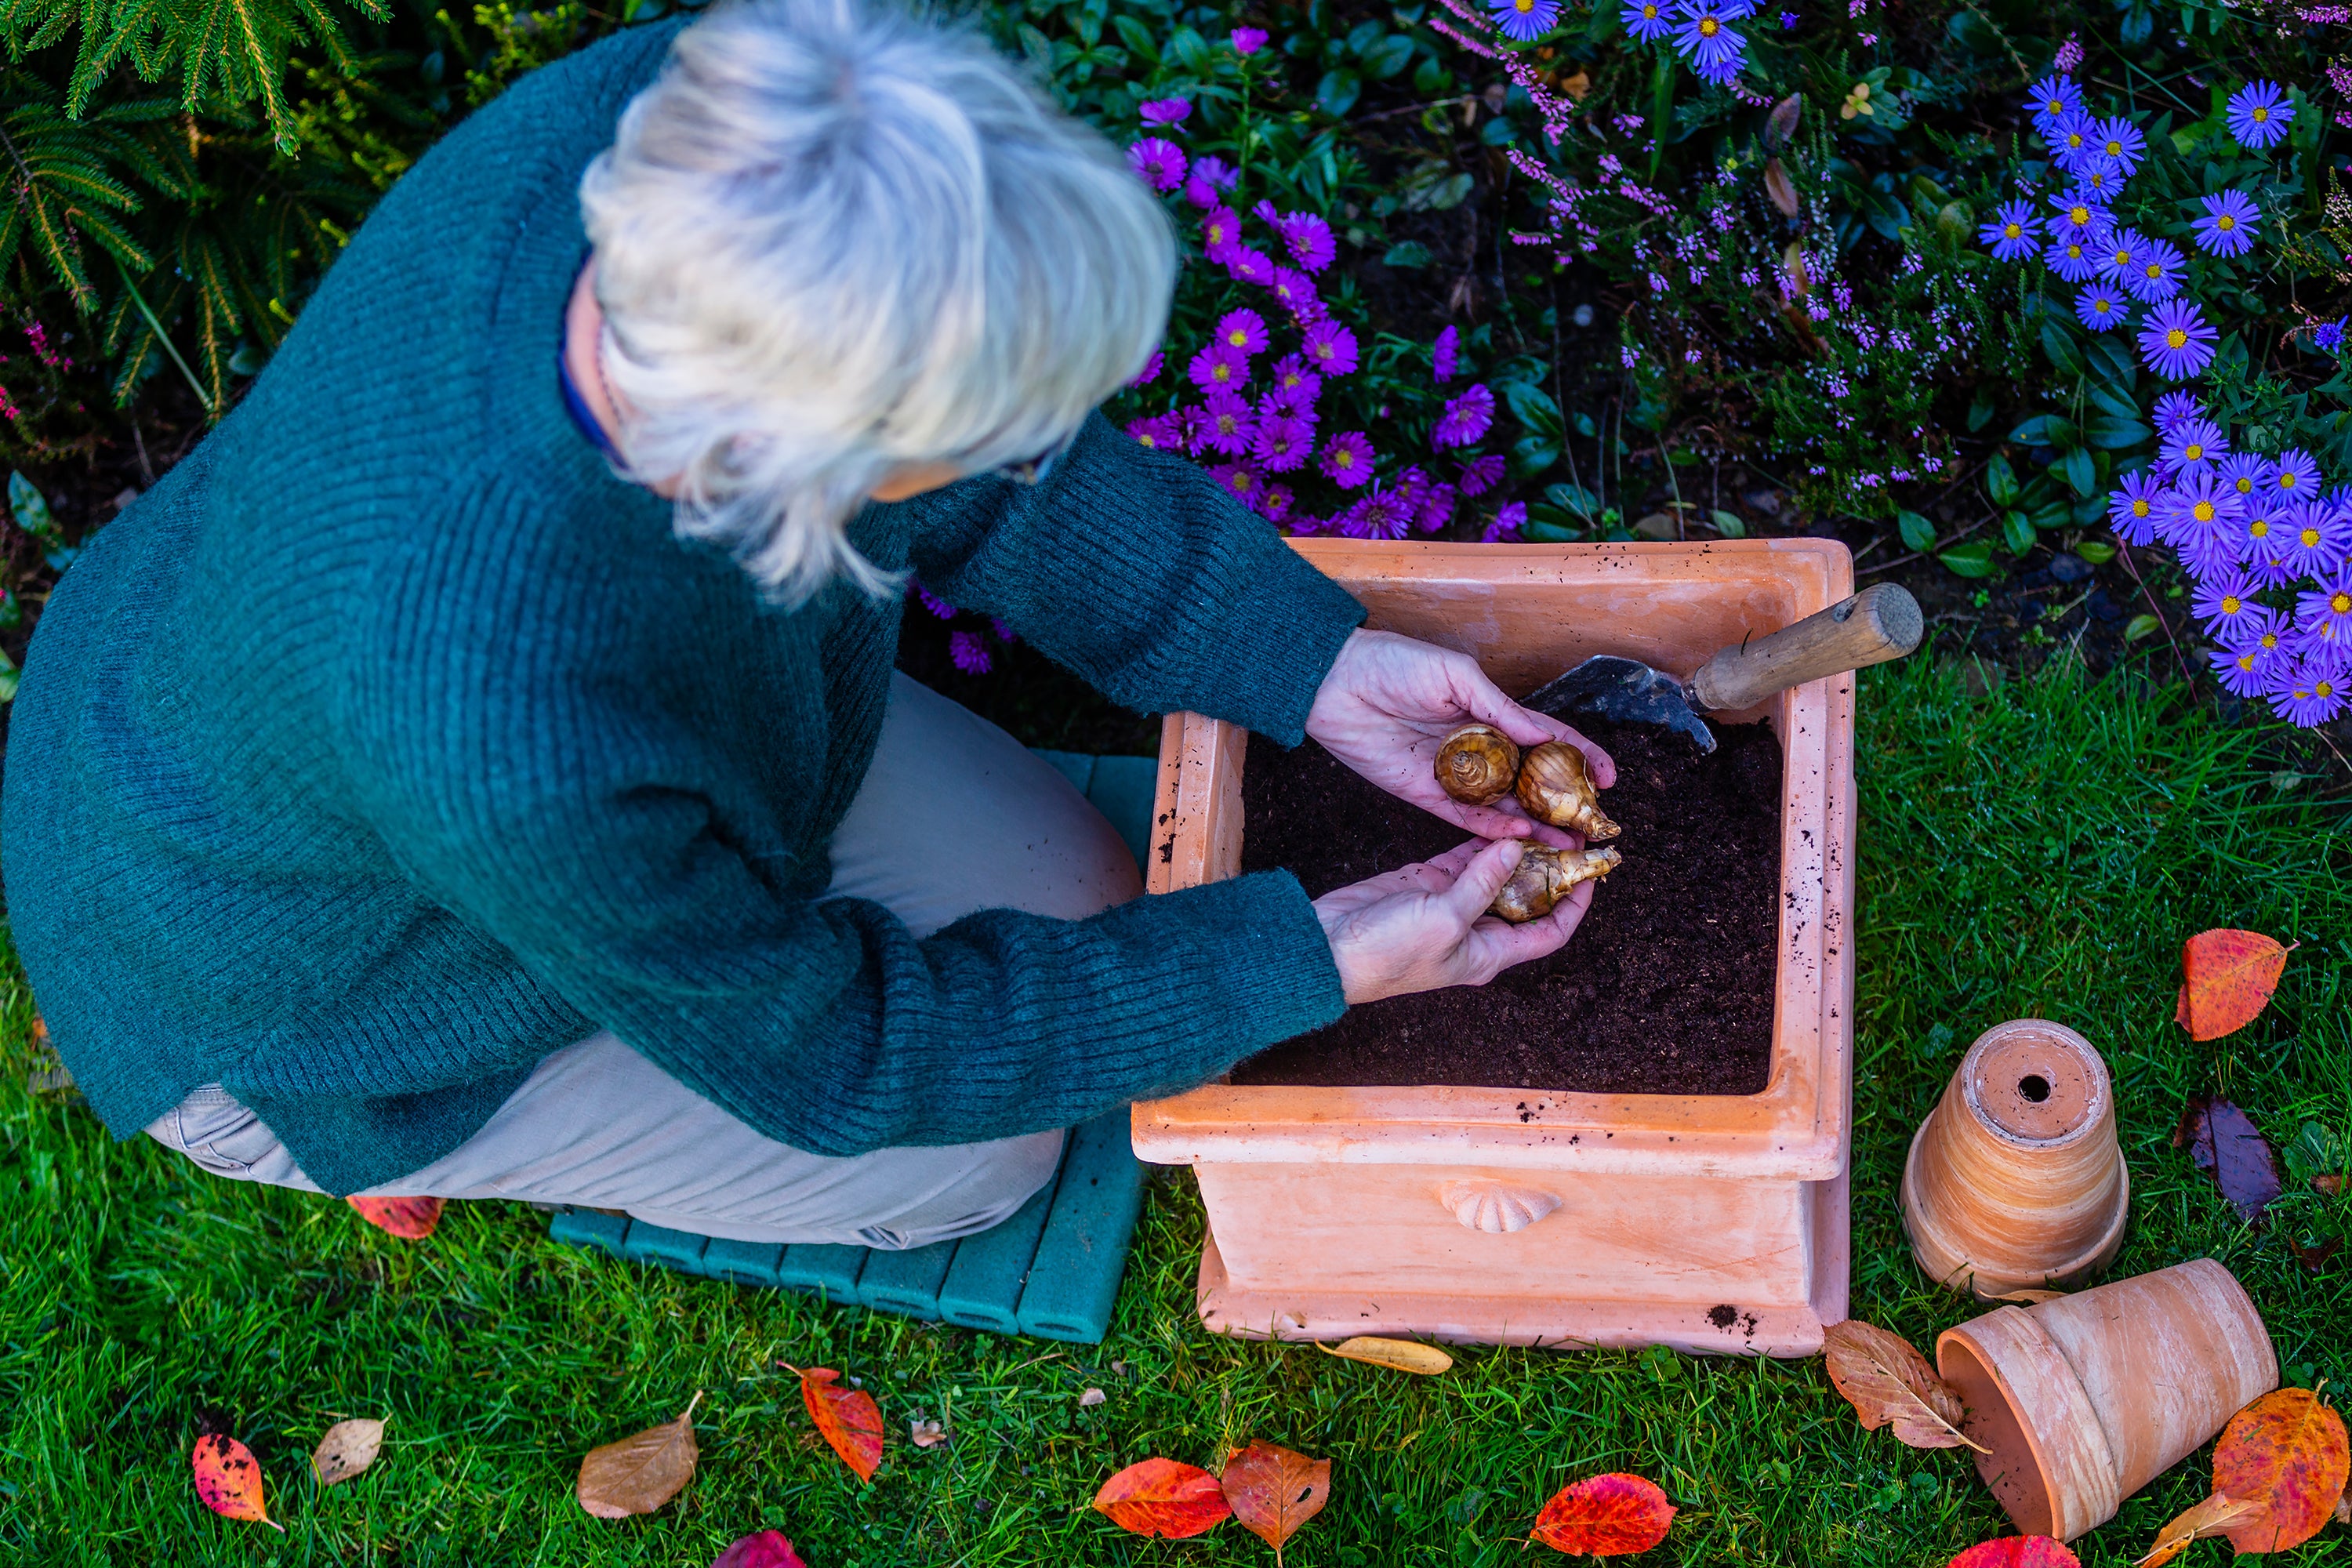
[1200,206,1243,261]
[1490,0,1564,41]
[2234,498,2288,562]
[1275,211,1338,274]
[913,584,956,619]
[2074,284,2126,331]
[1433,325,1461,383]
[1255,483,1293,526]
[1483,501,1528,543]
[2140,298,2218,379]
[1420,480,1458,533]
[1321,430,1377,488]
[2122,237,2187,303]
[2276,499,2349,578]
[1140,98,1192,128]
[2070,162,2125,203]
[1981,199,2039,261]
[1341,486,1416,540]
[2267,655,2347,726]
[1183,156,1239,210]
[1188,342,1251,393]
[1672,0,1748,82]
[2192,568,2264,633]
[1224,245,1277,286]
[2210,641,2275,699]
[1267,267,1324,322]
[2192,190,2259,257]
[2108,470,2166,546]
[1433,384,1497,448]
[949,630,993,674]
[2044,107,2096,164]
[1267,354,1323,407]
[1214,309,1271,357]
[1127,138,1186,193]
[1130,350,1163,389]
[1230,25,1267,54]
[2089,115,2147,176]
[2027,73,2085,131]
[2317,319,2347,354]
[1200,388,1257,456]
[1173,406,1210,454]
[1253,413,1315,472]
[1126,412,1182,452]
[2152,390,2205,434]
[1304,319,1361,376]
[2179,521,2247,581]
[1208,463,1263,506]
[1622,0,1676,39]
[2045,190,2113,245]
[2226,81,2294,150]
[2158,470,2242,546]
[1459,454,1506,496]
[2299,569,2352,641]
[2159,416,2229,477]
[2270,448,2322,499]
[2094,227,2147,284]
[2216,452,2267,502]
[2045,234,2100,283]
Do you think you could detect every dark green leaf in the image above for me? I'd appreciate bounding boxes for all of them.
[2003,510,2037,554]
[1317,68,1362,117]
[1939,540,2001,578]
[8,472,58,542]
[1710,509,1747,539]
[1111,15,1160,62]
[2085,416,2152,450]
[1896,510,1937,552]
[1361,34,1415,80]
[1503,381,1566,439]
[1512,435,1562,476]
[1985,452,2020,507]
[2060,447,2098,498]
[1383,241,1433,269]
[2039,320,2087,379]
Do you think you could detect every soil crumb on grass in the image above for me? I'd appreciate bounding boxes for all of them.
[1232,717,1783,1096]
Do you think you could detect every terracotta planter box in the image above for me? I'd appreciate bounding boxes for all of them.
[1132,539,1858,1356]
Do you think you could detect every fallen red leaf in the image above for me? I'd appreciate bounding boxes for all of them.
[711,1530,810,1568]
[1092,1457,1232,1539]
[791,1366,883,1483]
[192,1432,284,1532]
[1220,1440,1330,1564]
[2210,1386,2351,1553]
[1947,1536,2082,1567]
[1530,1472,1676,1555]
[347,1194,444,1240]
[2176,930,2295,1040]
[2175,1097,2284,1225]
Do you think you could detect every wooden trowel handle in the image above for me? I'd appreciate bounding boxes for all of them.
[1687,583,1923,713]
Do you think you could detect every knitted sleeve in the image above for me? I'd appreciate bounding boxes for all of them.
[894,414,1366,746]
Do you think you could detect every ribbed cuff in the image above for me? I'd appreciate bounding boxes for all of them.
[1165,867,1347,1049]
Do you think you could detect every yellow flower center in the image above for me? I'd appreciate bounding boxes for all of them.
[2217,215,2236,230]
[2194,501,2216,521]
[1700,16,1719,34]
[1232,473,1254,492]
[2145,262,2164,280]
[2004,223,2021,239]
[2093,298,2109,314]
[2105,139,2122,157]
[2303,528,2323,546]
[2335,592,2352,614]
[2281,472,2299,488]
[2263,632,2280,649]
[2252,519,2270,536]
[2184,443,2203,460]
[2321,680,2339,699]
[2167,328,2189,349]
[2046,98,2063,114]
[2071,205,2091,224]
[2253,107,2270,123]
[2222,594,2242,613]
[1517,0,1537,10]
[2131,499,2150,517]
[2235,477,2253,494]
[2239,654,2257,672]
[1334,451,1354,468]
[1226,329,1247,346]
[1214,364,1231,382]
[1644,2,1658,13]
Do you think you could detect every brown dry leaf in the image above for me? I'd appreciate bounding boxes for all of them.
[1763,158,1800,219]
[1782,241,1809,298]
[1079,1387,1107,1408]
[2209,1385,2352,1552]
[1765,92,1804,150]
[1555,68,1592,101]
[311,1417,385,1486]
[2133,1494,2263,1567]
[2336,1490,2350,1524]
[909,1418,947,1449]
[1823,1319,1987,1452]
[1987,1289,2068,1305]
[576,1392,700,1519]
[1312,1338,1453,1375]
[1221,1440,1331,1566]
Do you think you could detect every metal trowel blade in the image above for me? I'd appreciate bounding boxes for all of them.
[1522,654,1718,754]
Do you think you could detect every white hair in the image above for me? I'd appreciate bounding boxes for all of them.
[579,0,1174,601]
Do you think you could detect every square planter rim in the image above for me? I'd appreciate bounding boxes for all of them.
[1134,537,1856,1180]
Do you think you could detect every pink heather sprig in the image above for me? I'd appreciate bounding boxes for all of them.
[1431,0,1581,148]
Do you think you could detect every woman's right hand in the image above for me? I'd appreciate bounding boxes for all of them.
[1312,837,1592,1006]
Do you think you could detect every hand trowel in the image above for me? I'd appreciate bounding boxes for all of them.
[1521,583,1923,753]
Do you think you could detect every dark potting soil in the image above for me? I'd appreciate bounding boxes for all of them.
[1230,717,1783,1096]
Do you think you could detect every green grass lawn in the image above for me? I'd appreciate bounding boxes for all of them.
[3,655,2347,1566]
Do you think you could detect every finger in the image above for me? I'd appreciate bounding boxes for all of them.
[1445,798,1580,848]
[1439,837,1526,924]
[1422,838,1488,876]
[1466,878,1595,975]
[1550,722,1618,789]
[1450,666,1620,791]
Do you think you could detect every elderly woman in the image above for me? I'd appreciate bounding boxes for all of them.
[2,0,1608,1249]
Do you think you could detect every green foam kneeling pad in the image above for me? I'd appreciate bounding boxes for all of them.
[1016,1111,1147,1343]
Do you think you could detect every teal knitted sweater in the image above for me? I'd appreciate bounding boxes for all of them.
[0,22,1365,1196]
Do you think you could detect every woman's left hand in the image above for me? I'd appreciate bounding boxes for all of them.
[1304,628,1617,843]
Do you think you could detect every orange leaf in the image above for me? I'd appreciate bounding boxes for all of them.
[1823,1319,1988,1451]
[1947,1537,2081,1568]
[191,1432,283,1532]
[1092,1457,1232,1539]
[1220,1440,1330,1564]
[794,1366,883,1483]
[347,1194,444,1240]
[2176,930,2296,1041]
[2210,1386,2351,1553]
[1530,1473,1676,1555]
[2133,1494,2263,1568]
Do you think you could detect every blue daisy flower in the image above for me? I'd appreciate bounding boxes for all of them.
[2026,74,2084,132]
[1978,198,2039,260]
[2190,190,2259,258]
[2226,81,2294,150]
[2140,298,2220,379]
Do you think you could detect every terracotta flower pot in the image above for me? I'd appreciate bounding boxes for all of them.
[1900,1019,2130,1298]
[1133,539,1857,1356]
[1936,1258,2278,1541]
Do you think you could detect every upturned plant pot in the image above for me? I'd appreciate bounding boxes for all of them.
[1901,1019,2130,1298]
[1936,1258,2278,1541]
[1132,539,1857,1356]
